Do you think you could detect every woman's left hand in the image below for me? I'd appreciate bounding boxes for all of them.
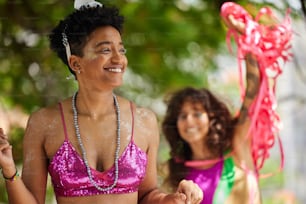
[177,179,203,204]
[163,179,203,204]
[225,14,246,34]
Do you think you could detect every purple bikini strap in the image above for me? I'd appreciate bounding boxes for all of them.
[58,103,69,140]
[130,101,135,141]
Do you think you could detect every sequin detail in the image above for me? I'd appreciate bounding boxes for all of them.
[48,103,148,197]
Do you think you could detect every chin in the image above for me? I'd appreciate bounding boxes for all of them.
[191,135,206,143]
[112,81,123,88]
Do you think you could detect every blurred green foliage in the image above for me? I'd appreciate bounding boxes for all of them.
[0,0,301,203]
[0,0,261,112]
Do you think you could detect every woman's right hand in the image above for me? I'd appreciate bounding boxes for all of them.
[0,128,16,178]
[161,180,203,204]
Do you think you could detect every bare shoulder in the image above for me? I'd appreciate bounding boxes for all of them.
[132,103,159,150]
[30,104,58,122]
[24,102,62,143]
[135,106,158,123]
[117,96,158,126]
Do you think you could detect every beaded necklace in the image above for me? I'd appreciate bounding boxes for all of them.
[72,92,120,191]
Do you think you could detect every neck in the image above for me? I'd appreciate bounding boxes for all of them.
[74,90,115,120]
[189,142,216,161]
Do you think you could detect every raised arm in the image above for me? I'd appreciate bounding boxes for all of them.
[0,111,49,204]
[221,2,293,173]
[234,54,260,145]
[223,14,261,167]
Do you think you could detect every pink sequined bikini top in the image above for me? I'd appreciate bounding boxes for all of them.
[48,102,148,197]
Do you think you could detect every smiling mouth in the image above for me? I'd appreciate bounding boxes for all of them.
[105,68,122,73]
[186,128,198,133]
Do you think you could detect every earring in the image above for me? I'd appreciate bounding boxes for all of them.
[77,70,81,74]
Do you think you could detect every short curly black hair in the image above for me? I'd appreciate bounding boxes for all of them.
[49,4,124,75]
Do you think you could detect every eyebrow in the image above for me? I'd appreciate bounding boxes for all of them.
[94,41,123,49]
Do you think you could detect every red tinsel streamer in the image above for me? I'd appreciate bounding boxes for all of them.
[220,2,292,172]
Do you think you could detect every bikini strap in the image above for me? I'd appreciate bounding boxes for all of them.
[58,103,69,140]
[129,101,135,141]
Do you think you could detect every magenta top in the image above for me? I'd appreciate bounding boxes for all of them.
[48,102,148,197]
[185,160,223,204]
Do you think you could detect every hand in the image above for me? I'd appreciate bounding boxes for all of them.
[162,180,203,204]
[220,2,248,34]
[0,128,16,177]
[225,14,246,34]
[176,180,203,204]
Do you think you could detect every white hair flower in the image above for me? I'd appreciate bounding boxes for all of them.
[74,0,102,10]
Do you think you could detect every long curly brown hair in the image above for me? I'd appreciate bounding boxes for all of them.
[161,87,237,189]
